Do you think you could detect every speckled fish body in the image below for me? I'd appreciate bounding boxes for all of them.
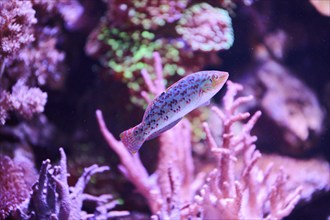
[120,71,229,154]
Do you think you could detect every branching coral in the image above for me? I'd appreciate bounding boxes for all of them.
[256,154,330,201]
[96,53,306,219]
[16,148,128,220]
[96,53,202,217]
[196,81,302,219]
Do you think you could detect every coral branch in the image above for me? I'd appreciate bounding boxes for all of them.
[96,109,162,213]
[196,80,301,219]
[97,52,197,218]
[16,148,114,219]
[97,54,304,219]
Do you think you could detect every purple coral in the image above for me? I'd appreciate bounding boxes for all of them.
[0,0,37,58]
[0,80,47,124]
[9,80,47,119]
[6,29,65,88]
[176,3,234,51]
[16,148,127,219]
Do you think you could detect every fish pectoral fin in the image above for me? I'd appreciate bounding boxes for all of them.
[199,100,210,107]
[146,117,183,140]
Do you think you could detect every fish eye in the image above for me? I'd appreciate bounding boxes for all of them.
[212,74,219,80]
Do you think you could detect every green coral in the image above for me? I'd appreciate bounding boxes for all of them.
[98,27,193,88]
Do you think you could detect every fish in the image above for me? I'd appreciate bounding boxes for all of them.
[120,70,229,154]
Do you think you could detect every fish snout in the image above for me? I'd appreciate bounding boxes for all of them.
[212,71,229,89]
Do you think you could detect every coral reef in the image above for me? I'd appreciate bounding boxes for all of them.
[96,53,311,219]
[0,148,128,219]
[196,82,301,219]
[1,1,329,219]
[0,0,78,124]
[86,1,234,105]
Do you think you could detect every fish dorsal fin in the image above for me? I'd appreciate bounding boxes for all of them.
[146,117,182,140]
[142,91,166,121]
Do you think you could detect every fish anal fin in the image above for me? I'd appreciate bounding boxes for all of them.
[146,117,182,140]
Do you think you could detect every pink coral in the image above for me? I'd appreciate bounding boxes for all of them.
[96,53,313,219]
[8,80,47,119]
[6,29,65,88]
[32,0,83,29]
[0,0,67,125]
[197,81,302,219]
[243,60,324,155]
[176,3,234,51]
[0,155,30,219]
[96,53,199,217]
[0,92,11,124]
[0,79,47,124]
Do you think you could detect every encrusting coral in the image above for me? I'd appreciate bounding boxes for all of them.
[176,3,234,51]
[96,52,304,219]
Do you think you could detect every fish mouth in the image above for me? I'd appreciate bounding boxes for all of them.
[199,71,229,95]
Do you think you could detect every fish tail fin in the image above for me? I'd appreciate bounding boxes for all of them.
[120,125,144,154]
